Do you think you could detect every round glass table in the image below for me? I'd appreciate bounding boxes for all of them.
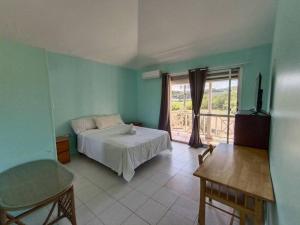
[0,160,76,225]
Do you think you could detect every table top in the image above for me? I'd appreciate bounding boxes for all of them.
[193,143,275,202]
[0,160,74,210]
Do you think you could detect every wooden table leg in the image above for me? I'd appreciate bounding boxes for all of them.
[0,209,6,225]
[198,179,206,225]
[240,211,245,225]
[56,186,77,225]
[69,186,77,225]
[254,198,264,225]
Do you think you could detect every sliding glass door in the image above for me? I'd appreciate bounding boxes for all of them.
[170,81,192,143]
[200,76,238,144]
[170,69,239,144]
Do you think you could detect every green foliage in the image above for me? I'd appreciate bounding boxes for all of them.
[202,95,208,109]
[186,100,192,110]
[212,93,228,110]
[171,100,193,110]
[172,101,182,110]
[171,87,238,113]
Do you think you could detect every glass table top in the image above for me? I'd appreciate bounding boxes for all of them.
[0,160,74,210]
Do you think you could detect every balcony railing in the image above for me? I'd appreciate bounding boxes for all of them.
[170,110,235,144]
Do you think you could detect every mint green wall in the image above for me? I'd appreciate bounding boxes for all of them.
[0,39,138,167]
[0,40,272,170]
[47,52,137,152]
[267,0,300,224]
[0,39,56,172]
[137,45,272,128]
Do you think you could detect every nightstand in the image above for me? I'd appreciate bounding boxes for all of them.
[56,136,70,164]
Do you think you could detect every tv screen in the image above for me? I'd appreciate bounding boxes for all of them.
[255,73,263,112]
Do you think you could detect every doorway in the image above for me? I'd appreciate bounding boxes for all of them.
[170,68,240,145]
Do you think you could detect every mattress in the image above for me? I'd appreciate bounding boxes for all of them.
[77,124,172,181]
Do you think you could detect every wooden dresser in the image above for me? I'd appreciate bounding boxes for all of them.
[56,136,70,164]
[234,110,271,149]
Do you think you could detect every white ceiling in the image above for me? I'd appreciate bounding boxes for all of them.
[0,0,276,68]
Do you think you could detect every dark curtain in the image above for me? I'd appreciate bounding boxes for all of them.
[158,73,172,139]
[188,68,208,148]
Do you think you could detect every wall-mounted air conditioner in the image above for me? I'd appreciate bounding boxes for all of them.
[142,70,161,79]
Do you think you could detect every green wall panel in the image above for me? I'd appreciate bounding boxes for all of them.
[137,45,272,128]
[0,39,56,172]
[267,0,300,224]
[47,52,137,152]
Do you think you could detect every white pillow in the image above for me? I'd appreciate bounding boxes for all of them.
[94,114,124,129]
[71,117,96,134]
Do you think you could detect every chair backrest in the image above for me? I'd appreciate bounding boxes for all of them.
[198,144,215,165]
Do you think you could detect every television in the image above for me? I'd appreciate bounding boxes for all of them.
[255,73,263,113]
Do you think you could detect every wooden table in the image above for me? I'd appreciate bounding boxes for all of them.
[0,160,77,225]
[193,143,275,225]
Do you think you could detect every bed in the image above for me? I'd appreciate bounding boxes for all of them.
[76,123,172,181]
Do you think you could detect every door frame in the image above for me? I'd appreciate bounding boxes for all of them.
[169,67,242,144]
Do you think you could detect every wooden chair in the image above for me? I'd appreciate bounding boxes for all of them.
[197,145,256,225]
[198,144,215,165]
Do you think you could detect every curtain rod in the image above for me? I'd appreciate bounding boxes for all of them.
[170,62,249,77]
[189,66,208,72]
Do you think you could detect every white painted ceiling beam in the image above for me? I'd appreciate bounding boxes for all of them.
[0,0,276,68]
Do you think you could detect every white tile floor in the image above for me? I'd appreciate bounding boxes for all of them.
[19,142,241,225]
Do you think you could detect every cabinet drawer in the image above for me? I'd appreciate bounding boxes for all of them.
[58,151,70,164]
[56,141,69,153]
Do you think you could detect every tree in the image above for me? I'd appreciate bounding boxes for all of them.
[171,87,238,113]
[171,101,182,110]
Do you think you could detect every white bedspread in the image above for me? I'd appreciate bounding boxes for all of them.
[77,125,172,181]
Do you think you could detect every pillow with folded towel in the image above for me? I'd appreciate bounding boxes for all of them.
[127,124,136,135]
[119,124,136,135]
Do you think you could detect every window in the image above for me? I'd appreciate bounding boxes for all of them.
[170,68,240,144]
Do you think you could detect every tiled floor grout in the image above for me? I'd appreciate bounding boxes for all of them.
[80,166,176,225]
[75,153,196,225]
[77,166,150,224]
[22,142,239,225]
